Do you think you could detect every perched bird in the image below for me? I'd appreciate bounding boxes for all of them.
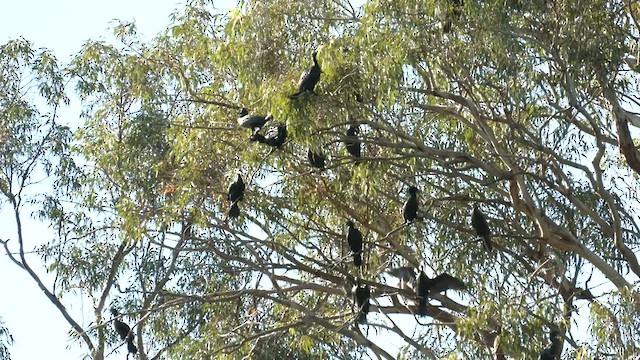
[227,174,245,204]
[237,108,272,132]
[250,124,287,148]
[346,220,363,267]
[228,201,240,218]
[289,50,322,99]
[540,329,562,360]
[386,266,418,291]
[403,186,421,223]
[181,217,193,241]
[416,271,430,316]
[352,279,371,324]
[111,308,137,354]
[471,206,493,253]
[344,125,362,162]
[415,270,466,316]
[307,148,326,169]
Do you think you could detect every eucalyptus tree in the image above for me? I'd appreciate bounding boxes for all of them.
[4,0,640,359]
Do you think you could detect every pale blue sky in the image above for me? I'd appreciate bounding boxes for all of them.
[0,1,230,359]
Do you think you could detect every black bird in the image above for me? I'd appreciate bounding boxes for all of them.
[250,123,287,148]
[344,125,361,162]
[307,148,326,169]
[111,309,138,354]
[540,329,562,360]
[346,220,363,267]
[227,174,245,204]
[228,201,240,218]
[386,266,417,291]
[416,271,430,316]
[289,50,321,99]
[403,186,421,223]
[471,206,493,253]
[415,271,466,316]
[352,279,371,324]
[237,108,272,132]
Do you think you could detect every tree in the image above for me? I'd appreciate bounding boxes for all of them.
[3,0,640,359]
[0,317,12,360]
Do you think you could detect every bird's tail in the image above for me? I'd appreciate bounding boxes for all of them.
[228,202,240,219]
[127,335,137,354]
[418,297,427,317]
[353,253,362,267]
[482,236,493,253]
[357,312,367,324]
[288,90,303,99]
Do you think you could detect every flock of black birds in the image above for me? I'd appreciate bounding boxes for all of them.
[221,49,559,358]
[349,187,491,324]
[99,48,554,358]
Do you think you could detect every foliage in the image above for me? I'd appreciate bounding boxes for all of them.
[3,0,640,359]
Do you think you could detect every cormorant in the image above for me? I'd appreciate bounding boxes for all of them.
[289,50,321,99]
[250,123,287,148]
[403,186,421,223]
[540,329,562,360]
[227,174,245,204]
[344,125,361,162]
[416,271,429,316]
[111,309,138,354]
[307,148,326,169]
[352,279,371,324]
[237,108,272,132]
[228,201,240,218]
[346,220,363,267]
[415,270,466,316]
[471,206,493,253]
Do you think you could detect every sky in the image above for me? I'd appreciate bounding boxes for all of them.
[0,1,228,359]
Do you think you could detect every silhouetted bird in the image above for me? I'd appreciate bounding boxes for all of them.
[387,266,417,291]
[227,174,245,203]
[471,206,493,253]
[540,329,562,360]
[237,108,272,132]
[403,186,421,223]
[345,125,361,162]
[181,218,193,241]
[111,309,138,354]
[416,271,429,316]
[346,220,363,267]
[352,279,371,324]
[289,50,321,99]
[415,271,466,316]
[307,148,326,169]
[250,124,287,148]
[228,201,240,218]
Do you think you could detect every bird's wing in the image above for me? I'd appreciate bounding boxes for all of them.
[297,67,312,86]
[430,273,466,293]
